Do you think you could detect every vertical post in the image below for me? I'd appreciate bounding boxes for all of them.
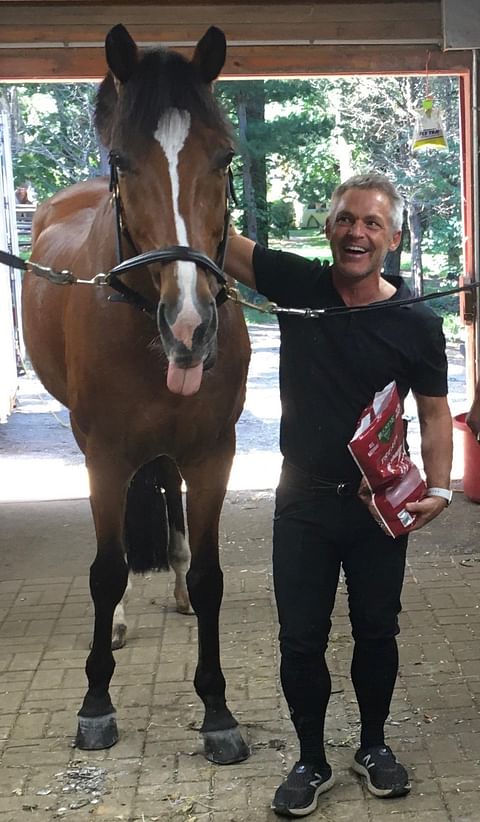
[472,50,480,384]
[459,64,476,402]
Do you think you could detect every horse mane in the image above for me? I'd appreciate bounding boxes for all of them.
[95,46,232,149]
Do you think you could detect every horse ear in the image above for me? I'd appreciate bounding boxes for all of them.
[105,24,139,83]
[192,26,227,83]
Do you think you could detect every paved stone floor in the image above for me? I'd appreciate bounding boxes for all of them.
[0,334,478,820]
[1,489,480,822]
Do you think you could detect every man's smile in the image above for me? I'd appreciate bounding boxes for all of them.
[342,244,368,255]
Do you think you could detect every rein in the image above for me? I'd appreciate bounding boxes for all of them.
[1,245,478,319]
[226,279,479,317]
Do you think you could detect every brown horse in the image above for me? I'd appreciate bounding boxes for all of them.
[21,24,251,764]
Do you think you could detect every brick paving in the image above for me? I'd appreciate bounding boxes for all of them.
[1,490,480,821]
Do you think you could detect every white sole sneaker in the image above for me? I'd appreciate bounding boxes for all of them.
[352,756,410,798]
[272,771,335,817]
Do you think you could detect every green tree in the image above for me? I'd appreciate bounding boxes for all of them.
[3,83,102,201]
[217,79,335,245]
[4,75,461,301]
[329,75,461,292]
[269,199,296,239]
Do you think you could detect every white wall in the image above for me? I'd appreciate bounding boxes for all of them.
[0,110,21,423]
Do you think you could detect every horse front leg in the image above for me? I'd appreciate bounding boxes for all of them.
[181,450,249,765]
[75,456,130,750]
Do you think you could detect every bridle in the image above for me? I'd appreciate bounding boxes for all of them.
[105,151,235,318]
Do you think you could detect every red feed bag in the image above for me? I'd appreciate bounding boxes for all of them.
[348,381,426,538]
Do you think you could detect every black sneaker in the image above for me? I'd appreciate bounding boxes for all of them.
[352,745,411,797]
[272,760,335,817]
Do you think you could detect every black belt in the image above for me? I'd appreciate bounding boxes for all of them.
[281,461,358,496]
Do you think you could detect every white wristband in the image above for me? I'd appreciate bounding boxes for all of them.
[426,487,452,506]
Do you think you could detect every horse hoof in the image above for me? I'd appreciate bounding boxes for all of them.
[75,713,119,750]
[176,602,194,615]
[202,727,250,764]
[111,624,127,649]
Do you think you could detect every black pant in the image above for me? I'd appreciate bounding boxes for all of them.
[273,463,408,766]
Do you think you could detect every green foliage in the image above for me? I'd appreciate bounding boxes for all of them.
[5,83,101,201]
[423,275,460,317]
[442,312,463,339]
[4,74,462,306]
[331,75,462,275]
[429,294,460,316]
[269,200,296,238]
[216,79,336,244]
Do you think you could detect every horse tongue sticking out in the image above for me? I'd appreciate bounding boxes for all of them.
[165,307,209,395]
[167,361,204,396]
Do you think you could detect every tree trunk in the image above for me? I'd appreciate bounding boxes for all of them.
[237,99,258,242]
[383,242,402,278]
[236,82,268,246]
[383,210,406,278]
[408,201,424,296]
[246,82,268,246]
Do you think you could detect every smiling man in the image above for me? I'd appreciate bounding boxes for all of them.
[326,183,402,294]
[225,172,452,817]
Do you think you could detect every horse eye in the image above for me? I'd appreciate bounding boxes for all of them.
[112,153,130,173]
[215,149,235,171]
[223,150,235,168]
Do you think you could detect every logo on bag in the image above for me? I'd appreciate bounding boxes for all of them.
[378,414,395,443]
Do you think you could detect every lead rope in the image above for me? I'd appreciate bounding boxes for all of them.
[0,245,477,319]
[225,277,479,318]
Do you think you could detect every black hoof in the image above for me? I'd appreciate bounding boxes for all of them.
[202,727,250,764]
[75,713,119,750]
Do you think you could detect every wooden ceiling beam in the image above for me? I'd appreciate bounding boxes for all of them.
[0,44,470,83]
[0,2,441,23]
[0,22,442,47]
[0,0,441,5]
[1,0,465,82]
[0,2,442,54]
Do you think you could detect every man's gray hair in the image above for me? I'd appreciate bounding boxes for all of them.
[328,173,404,232]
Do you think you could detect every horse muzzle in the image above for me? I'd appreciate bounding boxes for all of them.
[157,301,218,396]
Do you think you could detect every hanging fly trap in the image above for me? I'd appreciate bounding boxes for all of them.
[412,96,448,152]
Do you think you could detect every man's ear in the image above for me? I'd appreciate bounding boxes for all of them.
[389,229,402,251]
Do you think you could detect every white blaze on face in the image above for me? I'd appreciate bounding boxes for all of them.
[154,109,202,349]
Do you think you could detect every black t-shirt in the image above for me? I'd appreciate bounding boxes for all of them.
[253,245,448,481]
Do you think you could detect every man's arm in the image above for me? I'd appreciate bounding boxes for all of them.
[405,394,453,530]
[224,230,257,290]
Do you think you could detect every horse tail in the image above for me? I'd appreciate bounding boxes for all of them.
[124,457,170,573]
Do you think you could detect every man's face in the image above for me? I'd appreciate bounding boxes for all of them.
[325,188,401,282]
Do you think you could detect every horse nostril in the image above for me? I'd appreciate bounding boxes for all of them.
[157,304,177,355]
[209,301,218,334]
[157,301,174,332]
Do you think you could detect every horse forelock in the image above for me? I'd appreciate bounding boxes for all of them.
[95,47,231,149]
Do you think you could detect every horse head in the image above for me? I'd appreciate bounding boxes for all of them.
[95,24,235,396]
